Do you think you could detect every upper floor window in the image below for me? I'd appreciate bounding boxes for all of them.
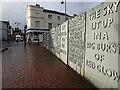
[66,17,68,20]
[58,16,60,20]
[36,12,39,14]
[48,23,52,29]
[36,12,39,17]
[48,14,52,19]
[36,21,40,28]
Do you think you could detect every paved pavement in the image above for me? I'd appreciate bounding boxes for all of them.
[1,41,23,48]
[2,44,97,89]
[0,41,23,52]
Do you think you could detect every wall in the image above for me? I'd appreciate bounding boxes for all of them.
[44,1,120,89]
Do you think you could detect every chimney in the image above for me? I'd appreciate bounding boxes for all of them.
[73,14,77,18]
[36,4,40,7]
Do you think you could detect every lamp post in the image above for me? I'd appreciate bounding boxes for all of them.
[23,25,27,47]
[15,22,21,29]
[61,0,67,21]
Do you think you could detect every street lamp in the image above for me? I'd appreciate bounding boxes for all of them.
[15,22,21,29]
[61,0,67,21]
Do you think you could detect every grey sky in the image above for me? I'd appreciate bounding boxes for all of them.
[1,1,105,30]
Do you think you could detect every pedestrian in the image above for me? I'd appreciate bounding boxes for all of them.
[38,39,39,45]
[28,37,31,44]
[16,39,19,46]
[21,36,24,44]
[23,35,26,47]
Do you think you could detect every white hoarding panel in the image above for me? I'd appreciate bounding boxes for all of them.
[54,25,61,58]
[60,21,68,65]
[85,1,120,88]
[50,28,55,54]
[68,13,85,76]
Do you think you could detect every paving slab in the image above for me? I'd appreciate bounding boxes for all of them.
[2,44,97,89]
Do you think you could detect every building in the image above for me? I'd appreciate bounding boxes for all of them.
[0,21,13,40]
[26,4,71,43]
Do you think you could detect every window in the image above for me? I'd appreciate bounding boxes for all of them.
[58,16,60,20]
[66,17,68,20]
[29,32,32,37]
[36,21,40,28]
[48,23,52,29]
[36,12,39,17]
[36,12,39,15]
[48,14,52,19]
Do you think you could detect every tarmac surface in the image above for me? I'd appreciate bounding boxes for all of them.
[2,43,97,89]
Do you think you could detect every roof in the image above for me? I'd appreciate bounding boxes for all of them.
[27,4,71,17]
[0,20,9,24]
[43,9,71,17]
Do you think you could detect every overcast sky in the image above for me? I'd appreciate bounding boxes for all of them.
[0,0,105,30]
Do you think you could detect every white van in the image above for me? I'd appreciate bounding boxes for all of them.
[15,35,21,41]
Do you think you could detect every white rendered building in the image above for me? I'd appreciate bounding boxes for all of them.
[26,4,71,43]
[0,21,12,41]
